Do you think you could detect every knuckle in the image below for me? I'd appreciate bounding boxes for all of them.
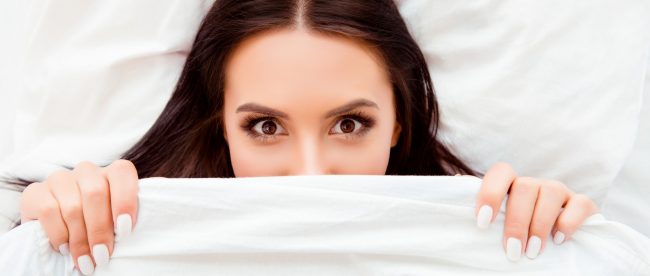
[82,185,108,201]
[50,238,68,248]
[555,215,578,231]
[76,167,109,200]
[105,159,139,184]
[46,170,74,186]
[60,203,83,221]
[572,194,598,213]
[109,159,136,174]
[511,177,538,193]
[539,180,567,198]
[45,228,69,244]
[74,161,98,172]
[516,176,537,185]
[22,182,39,194]
[493,162,516,175]
[21,182,44,199]
[493,161,512,170]
[541,180,566,194]
[38,201,60,219]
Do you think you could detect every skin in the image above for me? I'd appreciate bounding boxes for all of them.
[222,29,400,176]
[20,29,597,274]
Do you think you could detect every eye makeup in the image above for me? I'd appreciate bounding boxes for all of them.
[330,111,375,139]
[239,114,284,143]
[238,110,376,143]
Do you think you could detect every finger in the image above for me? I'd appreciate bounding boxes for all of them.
[21,182,70,255]
[20,182,46,223]
[74,161,113,268]
[475,162,517,229]
[553,194,598,245]
[47,170,95,275]
[503,177,540,262]
[526,180,569,259]
[103,159,139,241]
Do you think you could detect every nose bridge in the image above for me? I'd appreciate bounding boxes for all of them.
[292,133,327,175]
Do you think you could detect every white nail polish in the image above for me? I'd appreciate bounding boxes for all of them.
[506,237,522,261]
[92,243,110,267]
[115,214,133,241]
[58,243,70,256]
[77,255,95,275]
[526,236,542,259]
[476,205,493,229]
[553,231,565,245]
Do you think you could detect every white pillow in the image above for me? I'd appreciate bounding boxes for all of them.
[0,0,213,181]
[400,0,650,204]
[0,1,29,168]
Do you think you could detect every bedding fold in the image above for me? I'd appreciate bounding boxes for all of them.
[0,175,648,275]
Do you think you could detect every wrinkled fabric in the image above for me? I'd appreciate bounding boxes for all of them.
[401,0,650,205]
[1,175,648,275]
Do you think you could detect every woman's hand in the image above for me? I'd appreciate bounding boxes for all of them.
[20,160,139,275]
[473,162,598,261]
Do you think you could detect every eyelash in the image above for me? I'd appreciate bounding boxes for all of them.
[240,115,281,143]
[239,111,376,143]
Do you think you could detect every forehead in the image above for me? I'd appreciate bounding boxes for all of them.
[224,28,392,109]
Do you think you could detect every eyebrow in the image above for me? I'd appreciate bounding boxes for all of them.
[235,98,379,119]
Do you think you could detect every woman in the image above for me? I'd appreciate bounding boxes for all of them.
[18,0,597,275]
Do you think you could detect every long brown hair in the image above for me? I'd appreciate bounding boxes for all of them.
[121,0,475,178]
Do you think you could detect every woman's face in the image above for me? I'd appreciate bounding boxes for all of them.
[223,29,401,177]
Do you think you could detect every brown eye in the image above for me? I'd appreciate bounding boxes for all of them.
[340,119,355,133]
[331,118,363,135]
[252,119,286,136]
[262,121,277,134]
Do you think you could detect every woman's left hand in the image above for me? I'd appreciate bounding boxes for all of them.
[472,162,598,261]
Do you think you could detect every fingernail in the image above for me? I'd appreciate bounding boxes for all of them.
[77,254,95,275]
[476,205,493,229]
[506,237,522,261]
[92,243,110,267]
[526,236,541,259]
[115,214,133,241]
[553,231,565,245]
[58,243,70,256]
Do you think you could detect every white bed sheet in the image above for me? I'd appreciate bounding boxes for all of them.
[601,50,650,237]
[1,176,648,275]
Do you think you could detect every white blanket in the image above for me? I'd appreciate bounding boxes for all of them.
[0,176,648,275]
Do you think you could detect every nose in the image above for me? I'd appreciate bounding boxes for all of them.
[290,138,328,175]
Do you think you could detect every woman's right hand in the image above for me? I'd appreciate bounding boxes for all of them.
[20,160,139,275]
